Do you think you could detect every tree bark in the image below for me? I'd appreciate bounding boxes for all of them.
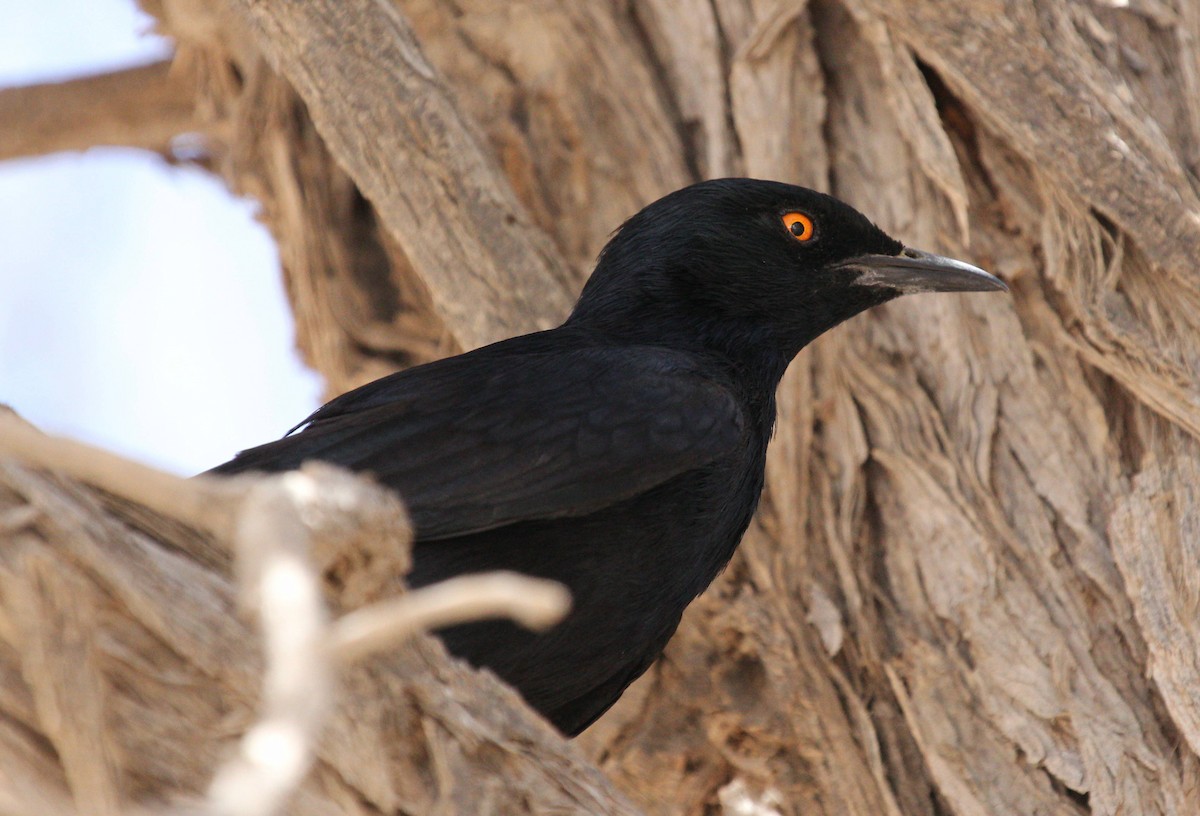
[5,0,1200,813]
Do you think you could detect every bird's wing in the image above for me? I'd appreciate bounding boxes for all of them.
[209,345,745,540]
[545,628,672,735]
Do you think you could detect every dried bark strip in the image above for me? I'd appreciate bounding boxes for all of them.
[223,0,577,350]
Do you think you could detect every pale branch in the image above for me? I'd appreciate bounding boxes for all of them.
[221,0,578,350]
[206,475,333,816]
[0,61,205,163]
[0,414,227,535]
[329,572,572,664]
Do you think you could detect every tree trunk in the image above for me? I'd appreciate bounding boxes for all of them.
[5,0,1200,813]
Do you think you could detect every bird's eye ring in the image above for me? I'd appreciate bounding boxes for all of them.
[783,212,815,242]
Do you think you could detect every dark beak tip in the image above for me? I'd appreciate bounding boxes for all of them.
[961,267,1009,294]
[969,271,1008,292]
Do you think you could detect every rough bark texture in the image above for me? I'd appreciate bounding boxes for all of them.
[0,443,637,815]
[5,0,1200,812]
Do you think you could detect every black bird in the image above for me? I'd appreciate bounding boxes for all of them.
[210,178,1006,735]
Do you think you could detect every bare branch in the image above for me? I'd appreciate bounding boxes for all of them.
[0,61,204,163]
[0,414,226,534]
[206,475,332,816]
[330,572,572,664]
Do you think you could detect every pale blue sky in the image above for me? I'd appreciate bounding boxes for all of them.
[0,0,321,474]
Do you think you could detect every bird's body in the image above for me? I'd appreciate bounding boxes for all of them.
[210,179,1006,735]
[216,328,771,733]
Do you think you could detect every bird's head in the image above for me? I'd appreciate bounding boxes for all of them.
[568,178,1006,365]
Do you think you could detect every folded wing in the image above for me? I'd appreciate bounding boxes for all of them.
[209,344,745,540]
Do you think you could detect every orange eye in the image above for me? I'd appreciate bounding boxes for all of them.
[783,212,815,242]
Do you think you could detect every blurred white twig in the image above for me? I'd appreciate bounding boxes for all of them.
[330,571,571,664]
[206,473,332,816]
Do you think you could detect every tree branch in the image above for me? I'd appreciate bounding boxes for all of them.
[0,61,204,163]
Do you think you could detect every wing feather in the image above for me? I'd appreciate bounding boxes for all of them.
[209,343,745,540]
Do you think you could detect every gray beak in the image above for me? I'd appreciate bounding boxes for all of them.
[837,247,1008,294]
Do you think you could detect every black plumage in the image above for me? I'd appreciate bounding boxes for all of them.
[209,178,1006,735]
